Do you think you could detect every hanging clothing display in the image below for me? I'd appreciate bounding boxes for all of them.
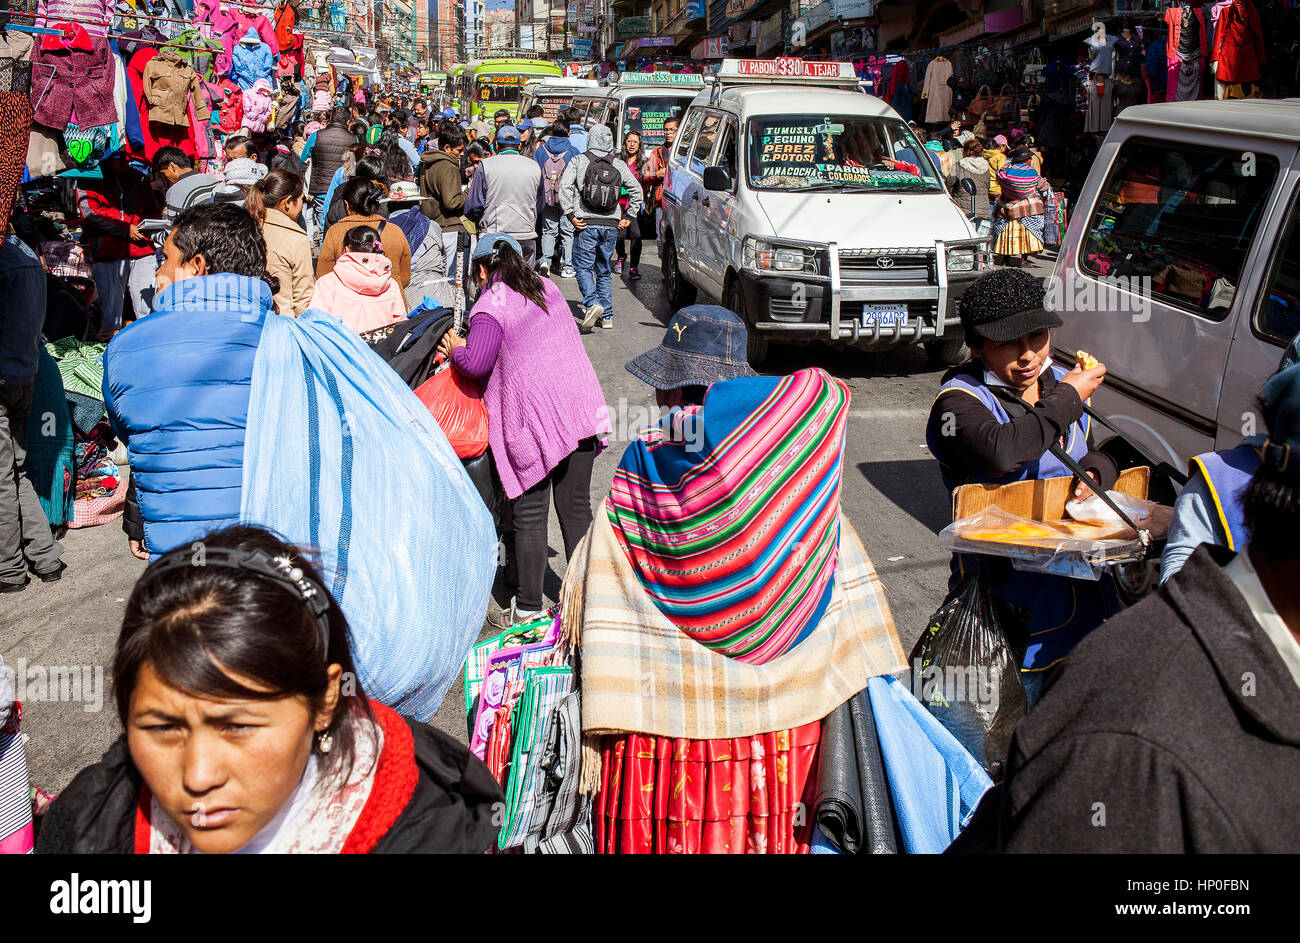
[921,55,952,124]
[141,46,210,126]
[35,0,117,38]
[1212,0,1266,85]
[1083,74,1114,134]
[30,37,118,129]
[1084,32,1117,75]
[231,27,273,90]
[0,45,33,225]
[1166,2,1209,101]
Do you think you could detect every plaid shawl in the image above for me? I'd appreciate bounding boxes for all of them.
[564,504,906,753]
[607,368,849,665]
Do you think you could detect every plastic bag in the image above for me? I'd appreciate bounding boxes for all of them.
[940,505,1145,580]
[415,363,489,459]
[910,568,1029,781]
[1065,490,1172,536]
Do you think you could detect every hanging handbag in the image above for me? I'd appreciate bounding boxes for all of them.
[1022,47,1046,88]
[968,84,994,117]
[988,83,1017,129]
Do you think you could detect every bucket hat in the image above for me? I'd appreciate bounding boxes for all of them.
[625,305,759,390]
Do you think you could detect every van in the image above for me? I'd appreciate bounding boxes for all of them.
[659,58,992,367]
[518,78,601,124]
[572,72,705,160]
[1050,100,1300,498]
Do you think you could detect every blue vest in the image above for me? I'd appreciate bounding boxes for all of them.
[930,366,1116,672]
[1190,441,1262,552]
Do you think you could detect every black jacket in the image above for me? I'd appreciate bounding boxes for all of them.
[950,545,1300,852]
[309,121,358,196]
[37,708,504,854]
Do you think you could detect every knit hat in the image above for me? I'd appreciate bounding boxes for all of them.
[626,305,759,390]
[957,130,975,145]
[223,158,268,186]
[958,269,1061,344]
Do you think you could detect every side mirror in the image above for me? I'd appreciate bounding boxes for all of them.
[959,178,977,196]
[703,166,732,191]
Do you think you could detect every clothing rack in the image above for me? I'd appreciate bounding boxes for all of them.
[5,7,210,27]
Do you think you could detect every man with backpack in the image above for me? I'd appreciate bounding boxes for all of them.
[535,122,578,278]
[560,124,643,331]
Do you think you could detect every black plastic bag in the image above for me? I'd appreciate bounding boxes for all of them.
[910,568,1029,781]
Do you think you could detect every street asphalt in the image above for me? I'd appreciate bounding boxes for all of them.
[1,245,1055,794]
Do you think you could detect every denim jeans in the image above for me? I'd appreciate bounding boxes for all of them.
[574,224,616,314]
[312,194,328,244]
[0,386,62,584]
[538,205,573,269]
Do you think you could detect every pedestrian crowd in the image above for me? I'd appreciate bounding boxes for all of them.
[0,86,1296,857]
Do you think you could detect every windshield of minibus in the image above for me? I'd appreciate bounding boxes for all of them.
[622,95,691,148]
[747,115,944,192]
[536,94,575,121]
[477,74,524,103]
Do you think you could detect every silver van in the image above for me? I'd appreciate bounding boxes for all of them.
[571,74,704,160]
[1051,100,1300,500]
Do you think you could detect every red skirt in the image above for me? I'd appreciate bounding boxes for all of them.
[595,723,821,854]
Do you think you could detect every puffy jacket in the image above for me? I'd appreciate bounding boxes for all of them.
[308,120,356,195]
[102,275,273,556]
[36,700,504,854]
[231,32,273,91]
[309,251,407,334]
[215,77,244,133]
[242,78,275,133]
[419,148,467,232]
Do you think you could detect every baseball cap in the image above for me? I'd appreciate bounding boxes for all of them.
[495,125,521,147]
[471,232,522,262]
[993,134,1009,148]
[1261,364,1300,478]
[625,305,759,390]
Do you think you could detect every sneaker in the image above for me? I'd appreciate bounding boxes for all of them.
[628,265,641,280]
[614,258,624,273]
[560,266,576,279]
[508,596,546,626]
[578,303,604,331]
[537,261,550,277]
[598,315,614,329]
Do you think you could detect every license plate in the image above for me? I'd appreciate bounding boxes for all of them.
[861,304,908,328]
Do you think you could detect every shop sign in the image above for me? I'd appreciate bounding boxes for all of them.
[757,10,784,54]
[830,25,875,57]
[617,16,650,39]
[804,0,831,31]
[684,0,706,20]
[572,37,593,58]
[724,0,761,19]
[691,34,730,58]
[831,0,873,20]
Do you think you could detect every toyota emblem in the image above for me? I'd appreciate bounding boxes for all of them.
[876,257,895,269]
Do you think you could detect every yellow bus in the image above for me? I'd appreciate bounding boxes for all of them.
[458,55,563,122]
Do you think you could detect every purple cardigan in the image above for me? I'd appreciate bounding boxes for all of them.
[454,277,610,498]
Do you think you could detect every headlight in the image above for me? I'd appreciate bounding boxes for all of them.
[947,248,975,272]
[743,237,818,275]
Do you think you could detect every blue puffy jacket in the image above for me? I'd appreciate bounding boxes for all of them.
[231,37,273,91]
[102,275,273,555]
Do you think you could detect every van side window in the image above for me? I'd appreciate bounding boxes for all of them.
[714,118,738,182]
[1079,137,1279,319]
[691,113,721,176]
[1254,197,1300,346]
[675,108,703,163]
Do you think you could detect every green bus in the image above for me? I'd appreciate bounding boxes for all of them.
[457,56,563,122]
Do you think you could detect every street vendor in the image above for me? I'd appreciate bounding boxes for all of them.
[924,269,1119,705]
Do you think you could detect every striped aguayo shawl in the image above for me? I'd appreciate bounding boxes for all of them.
[562,504,907,751]
[606,368,848,665]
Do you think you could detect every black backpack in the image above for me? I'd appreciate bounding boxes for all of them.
[580,155,622,214]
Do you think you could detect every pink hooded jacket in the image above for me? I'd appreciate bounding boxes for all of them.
[309,252,407,334]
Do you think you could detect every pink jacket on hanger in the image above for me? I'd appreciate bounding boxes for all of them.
[242,78,275,133]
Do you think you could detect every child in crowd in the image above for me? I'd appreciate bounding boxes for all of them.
[310,226,407,334]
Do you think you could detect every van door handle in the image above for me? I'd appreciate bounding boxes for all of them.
[701,197,711,207]
[692,192,699,201]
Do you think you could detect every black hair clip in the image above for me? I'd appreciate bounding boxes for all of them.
[145,546,332,658]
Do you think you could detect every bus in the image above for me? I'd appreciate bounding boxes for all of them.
[518,78,600,123]
[457,55,563,122]
[419,71,446,103]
